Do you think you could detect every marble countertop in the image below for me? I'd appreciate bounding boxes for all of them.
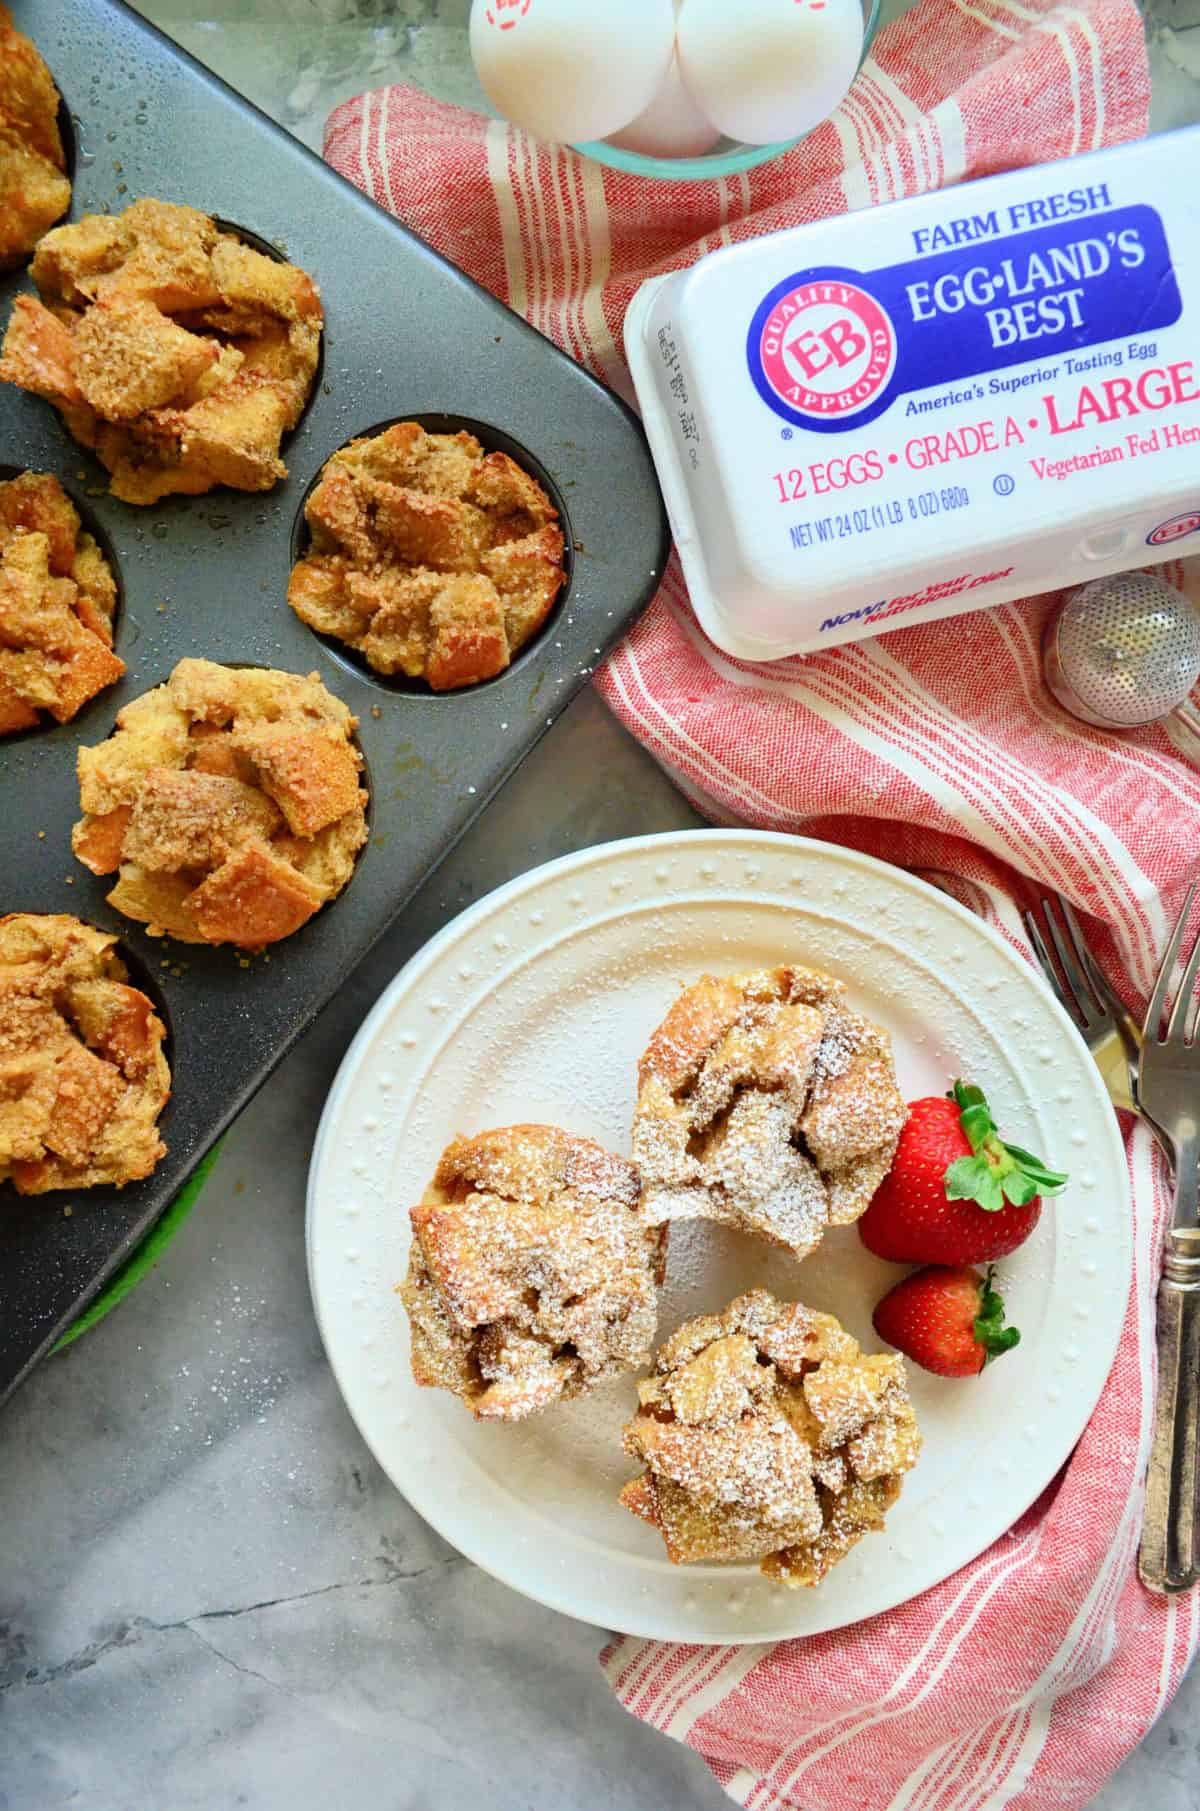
[4,5,1200,1809]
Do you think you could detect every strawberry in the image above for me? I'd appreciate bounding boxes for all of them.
[858,1079,1068,1265]
[873,1265,1020,1378]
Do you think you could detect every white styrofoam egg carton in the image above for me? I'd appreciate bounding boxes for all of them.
[626,126,1200,658]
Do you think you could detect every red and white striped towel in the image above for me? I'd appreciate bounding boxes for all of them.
[326,2,1200,1805]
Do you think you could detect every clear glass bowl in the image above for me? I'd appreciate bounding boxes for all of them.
[573,0,882,181]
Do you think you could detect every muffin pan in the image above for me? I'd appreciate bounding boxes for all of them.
[0,0,669,1404]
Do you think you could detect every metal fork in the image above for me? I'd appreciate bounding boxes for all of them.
[1136,882,1200,1594]
[1022,897,1143,1117]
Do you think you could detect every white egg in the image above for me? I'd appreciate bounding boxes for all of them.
[606,54,723,159]
[678,0,864,146]
[469,0,677,146]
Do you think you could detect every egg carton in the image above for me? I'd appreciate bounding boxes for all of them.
[0,0,668,1405]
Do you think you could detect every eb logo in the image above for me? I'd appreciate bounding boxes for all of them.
[749,272,898,433]
[1148,509,1200,548]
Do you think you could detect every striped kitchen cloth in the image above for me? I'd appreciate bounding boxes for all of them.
[325,0,1200,1805]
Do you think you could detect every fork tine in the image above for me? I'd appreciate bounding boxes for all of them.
[1022,906,1081,1026]
[1044,897,1101,1027]
[1188,977,1200,1048]
[1059,899,1111,1013]
[1148,883,1197,1044]
[1167,906,1200,1043]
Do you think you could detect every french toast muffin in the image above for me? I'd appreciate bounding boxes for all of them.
[632,966,907,1260]
[289,422,566,690]
[0,6,71,268]
[0,913,170,1194]
[0,199,322,503]
[0,470,123,732]
[400,1124,668,1421]
[621,1289,921,1586]
[72,658,367,949]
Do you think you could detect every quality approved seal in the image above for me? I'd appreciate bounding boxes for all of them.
[749,274,898,430]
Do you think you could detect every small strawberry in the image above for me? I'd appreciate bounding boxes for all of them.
[873,1265,1020,1378]
[858,1079,1068,1265]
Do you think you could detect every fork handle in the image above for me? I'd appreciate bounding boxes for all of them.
[1139,1225,1200,1593]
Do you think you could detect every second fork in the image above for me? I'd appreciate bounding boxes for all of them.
[1136,882,1200,1594]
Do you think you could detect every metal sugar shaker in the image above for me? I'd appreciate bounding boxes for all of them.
[1043,573,1200,755]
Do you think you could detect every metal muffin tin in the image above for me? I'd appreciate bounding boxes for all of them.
[0,0,669,1404]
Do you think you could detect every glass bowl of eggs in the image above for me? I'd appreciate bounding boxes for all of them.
[470,0,883,181]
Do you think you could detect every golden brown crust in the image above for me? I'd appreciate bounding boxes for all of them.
[0,9,70,268]
[399,1125,668,1421]
[632,967,908,1259]
[288,422,566,691]
[0,912,170,1193]
[0,472,124,731]
[621,1289,921,1585]
[228,721,363,838]
[73,658,367,949]
[0,198,322,501]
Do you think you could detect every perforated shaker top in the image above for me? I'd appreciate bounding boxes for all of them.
[1052,574,1200,727]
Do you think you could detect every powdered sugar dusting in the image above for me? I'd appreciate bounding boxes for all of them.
[622,1289,921,1582]
[400,1125,662,1421]
[633,967,906,1259]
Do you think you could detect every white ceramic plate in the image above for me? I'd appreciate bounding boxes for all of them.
[307,832,1131,1643]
